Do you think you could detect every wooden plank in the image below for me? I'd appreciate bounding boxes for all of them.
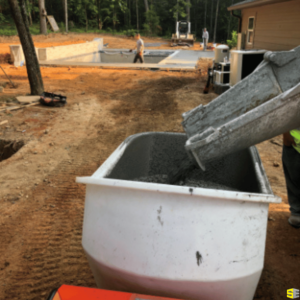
[0,102,40,113]
[257,7,300,15]
[241,1,300,14]
[16,96,40,104]
[0,120,8,126]
[229,0,296,11]
[255,30,300,39]
[255,27,300,35]
[257,1,300,13]
[257,24,300,30]
[258,18,300,24]
[255,33,300,41]
[0,106,20,112]
[254,35,300,45]
[258,18,300,25]
[25,102,40,108]
[258,34,300,41]
[257,8,300,15]
[241,0,300,33]
[244,37,297,51]
[47,16,59,32]
[257,24,300,31]
[253,41,296,51]
[241,1,300,51]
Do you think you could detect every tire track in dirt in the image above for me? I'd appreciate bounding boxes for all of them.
[2,144,100,300]
[0,73,219,300]
[0,98,107,300]
[0,87,140,299]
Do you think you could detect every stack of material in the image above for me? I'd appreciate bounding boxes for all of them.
[0,96,40,113]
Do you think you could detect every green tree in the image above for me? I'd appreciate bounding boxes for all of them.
[143,5,160,36]
[227,30,237,49]
[169,0,191,32]
[1,0,240,42]
[170,0,190,21]
[101,0,127,31]
[72,0,97,31]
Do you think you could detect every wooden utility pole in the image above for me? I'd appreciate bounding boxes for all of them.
[213,0,220,43]
[65,0,68,32]
[8,0,44,95]
[38,0,47,35]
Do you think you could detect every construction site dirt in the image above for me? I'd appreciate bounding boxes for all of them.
[0,33,298,300]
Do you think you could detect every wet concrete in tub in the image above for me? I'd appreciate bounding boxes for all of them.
[133,164,241,191]
[108,133,263,194]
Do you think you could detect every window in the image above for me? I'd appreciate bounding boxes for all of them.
[247,17,255,44]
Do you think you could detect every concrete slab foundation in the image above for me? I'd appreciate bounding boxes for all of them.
[9,39,214,72]
[41,49,214,71]
[160,50,214,66]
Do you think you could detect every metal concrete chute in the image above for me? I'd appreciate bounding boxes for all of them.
[183,46,300,170]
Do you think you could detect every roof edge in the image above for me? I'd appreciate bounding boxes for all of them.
[228,0,293,11]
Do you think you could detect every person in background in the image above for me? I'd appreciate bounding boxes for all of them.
[131,33,144,64]
[282,128,300,228]
[202,28,209,51]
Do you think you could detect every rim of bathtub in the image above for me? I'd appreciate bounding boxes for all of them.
[76,132,281,205]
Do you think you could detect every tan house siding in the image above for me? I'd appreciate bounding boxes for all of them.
[241,0,300,50]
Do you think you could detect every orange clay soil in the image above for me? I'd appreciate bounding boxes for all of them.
[0,33,298,300]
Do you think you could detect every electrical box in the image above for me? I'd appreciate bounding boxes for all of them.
[214,45,230,64]
[214,62,230,84]
[230,50,266,86]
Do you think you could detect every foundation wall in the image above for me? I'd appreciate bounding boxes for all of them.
[38,39,103,61]
[9,45,39,67]
[9,39,103,66]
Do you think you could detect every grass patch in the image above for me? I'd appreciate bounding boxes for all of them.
[0,23,51,36]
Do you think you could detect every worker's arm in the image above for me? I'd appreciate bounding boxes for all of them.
[283,132,296,147]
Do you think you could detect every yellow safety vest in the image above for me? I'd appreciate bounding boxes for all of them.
[290,129,300,154]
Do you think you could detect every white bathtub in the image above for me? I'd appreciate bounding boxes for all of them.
[77,132,281,300]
